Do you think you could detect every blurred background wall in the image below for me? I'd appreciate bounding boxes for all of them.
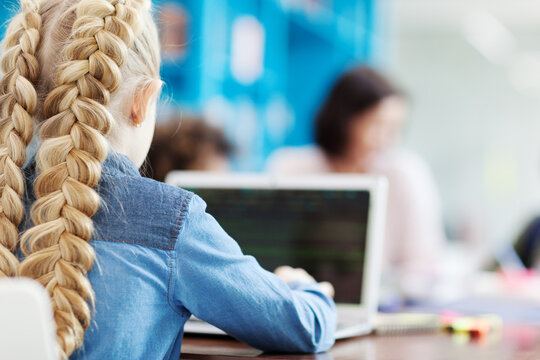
[389,0,540,260]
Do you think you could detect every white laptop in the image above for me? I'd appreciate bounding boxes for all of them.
[166,172,387,340]
[0,278,57,360]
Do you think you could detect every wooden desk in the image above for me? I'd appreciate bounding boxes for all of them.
[181,324,540,360]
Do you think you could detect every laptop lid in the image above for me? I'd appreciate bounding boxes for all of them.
[0,278,57,360]
[166,172,387,323]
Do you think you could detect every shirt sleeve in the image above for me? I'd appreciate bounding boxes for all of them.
[172,194,337,353]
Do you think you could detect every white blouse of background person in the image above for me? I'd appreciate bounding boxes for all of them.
[266,96,446,300]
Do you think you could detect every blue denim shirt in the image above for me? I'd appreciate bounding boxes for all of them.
[20,150,336,360]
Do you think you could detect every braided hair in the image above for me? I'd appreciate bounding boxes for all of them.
[0,0,41,277]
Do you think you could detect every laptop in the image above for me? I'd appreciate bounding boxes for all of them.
[166,172,387,340]
[0,278,57,360]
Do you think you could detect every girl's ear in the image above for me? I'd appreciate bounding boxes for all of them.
[130,80,163,127]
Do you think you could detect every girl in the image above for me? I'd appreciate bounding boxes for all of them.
[0,0,336,359]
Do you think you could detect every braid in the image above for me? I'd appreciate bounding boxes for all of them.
[18,0,144,357]
[0,0,41,277]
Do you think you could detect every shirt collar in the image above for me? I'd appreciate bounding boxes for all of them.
[102,149,141,177]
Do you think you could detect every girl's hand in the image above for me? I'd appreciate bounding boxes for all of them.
[317,281,335,299]
[274,266,335,298]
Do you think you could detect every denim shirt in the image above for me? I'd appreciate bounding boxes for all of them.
[20,151,336,360]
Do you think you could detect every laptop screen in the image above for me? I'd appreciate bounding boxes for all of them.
[191,187,370,304]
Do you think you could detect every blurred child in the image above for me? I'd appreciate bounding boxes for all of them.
[146,116,232,181]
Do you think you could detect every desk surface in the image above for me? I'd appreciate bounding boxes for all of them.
[181,324,540,360]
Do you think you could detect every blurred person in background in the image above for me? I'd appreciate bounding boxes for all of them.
[146,116,233,181]
[513,216,540,269]
[267,66,446,303]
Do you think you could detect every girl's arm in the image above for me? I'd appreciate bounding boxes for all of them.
[171,194,336,353]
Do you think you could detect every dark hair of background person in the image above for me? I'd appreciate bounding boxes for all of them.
[314,66,400,158]
[145,116,233,181]
[513,216,540,268]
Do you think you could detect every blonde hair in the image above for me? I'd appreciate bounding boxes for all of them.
[0,0,160,358]
[0,0,41,278]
